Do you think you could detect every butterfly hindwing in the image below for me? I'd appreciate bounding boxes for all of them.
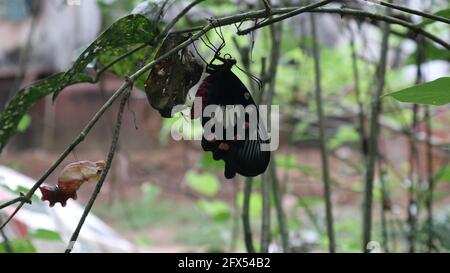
[198,61,270,179]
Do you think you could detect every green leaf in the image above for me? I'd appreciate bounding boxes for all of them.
[197,199,231,222]
[186,171,221,197]
[0,73,92,152]
[17,114,31,133]
[53,14,158,100]
[419,9,450,27]
[98,45,153,91]
[0,14,158,152]
[29,229,62,242]
[384,77,450,105]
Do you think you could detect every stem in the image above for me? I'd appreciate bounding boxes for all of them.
[310,13,335,253]
[270,158,289,252]
[349,26,368,158]
[6,2,38,101]
[309,8,450,51]
[238,0,335,35]
[230,178,240,252]
[362,5,391,252]
[406,36,425,253]
[364,0,450,25]
[162,0,205,36]
[378,160,389,252]
[407,103,419,253]
[96,44,148,78]
[0,79,131,231]
[242,177,255,253]
[260,173,271,253]
[425,106,434,252]
[0,216,13,253]
[65,89,130,253]
[260,21,283,253]
[0,195,30,210]
[237,6,450,51]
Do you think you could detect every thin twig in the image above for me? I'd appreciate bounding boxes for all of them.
[6,2,39,102]
[237,6,450,51]
[0,215,13,253]
[65,89,131,253]
[406,35,425,253]
[362,4,391,253]
[348,25,368,158]
[378,159,389,252]
[362,0,450,25]
[99,0,204,78]
[0,195,30,210]
[162,0,205,36]
[310,13,335,253]
[270,158,289,252]
[425,105,434,252]
[309,8,450,51]
[230,177,240,252]
[242,177,255,253]
[260,173,271,253]
[0,79,132,230]
[262,0,271,14]
[238,0,334,35]
[260,21,283,253]
[95,44,149,78]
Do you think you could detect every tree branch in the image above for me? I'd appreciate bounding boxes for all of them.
[65,88,131,253]
[310,8,450,51]
[270,157,289,252]
[162,0,205,36]
[425,105,435,252]
[238,0,334,35]
[310,12,336,253]
[362,4,391,253]
[237,6,450,51]
[363,0,450,25]
[0,195,30,210]
[242,177,256,253]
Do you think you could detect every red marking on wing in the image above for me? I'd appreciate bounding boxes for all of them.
[191,77,211,119]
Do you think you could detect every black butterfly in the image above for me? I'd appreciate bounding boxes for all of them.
[192,55,270,179]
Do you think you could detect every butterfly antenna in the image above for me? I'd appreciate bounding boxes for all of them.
[235,64,263,91]
[191,39,208,65]
[204,32,218,51]
[214,25,226,52]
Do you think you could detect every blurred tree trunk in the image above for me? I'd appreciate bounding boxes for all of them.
[362,4,391,252]
[310,13,335,253]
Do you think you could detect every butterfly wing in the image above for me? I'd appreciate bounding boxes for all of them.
[200,65,270,179]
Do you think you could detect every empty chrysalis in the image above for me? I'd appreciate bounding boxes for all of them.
[39,160,106,207]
